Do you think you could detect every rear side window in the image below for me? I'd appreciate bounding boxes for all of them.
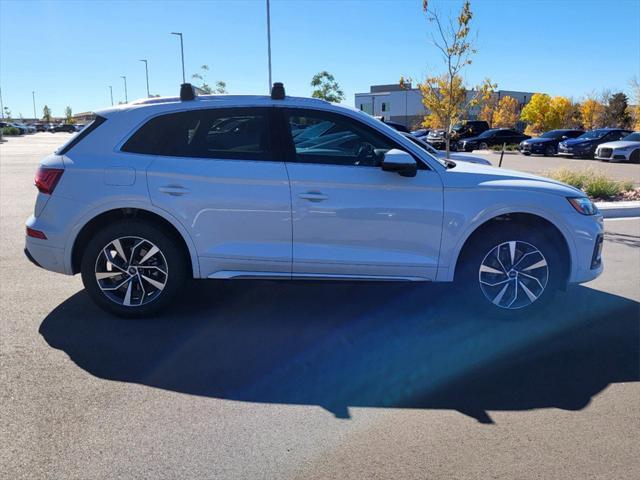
[56,116,107,155]
[121,108,272,161]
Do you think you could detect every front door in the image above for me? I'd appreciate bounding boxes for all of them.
[280,108,444,280]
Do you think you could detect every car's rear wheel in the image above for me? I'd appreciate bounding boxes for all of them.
[458,223,564,317]
[80,220,187,317]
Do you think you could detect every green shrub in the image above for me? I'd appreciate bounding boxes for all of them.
[584,176,621,199]
[546,168,636,199]
[1,126,21,136]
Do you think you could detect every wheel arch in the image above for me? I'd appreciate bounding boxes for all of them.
[68,204,199,277]
[451,212,572,286]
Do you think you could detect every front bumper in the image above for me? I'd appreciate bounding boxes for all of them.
[557,146,593,157]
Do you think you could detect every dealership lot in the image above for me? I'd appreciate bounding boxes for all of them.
[1,134,639,479]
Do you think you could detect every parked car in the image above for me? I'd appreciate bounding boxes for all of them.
[25,83,603,318]
[594,132,640,163]
[519,129,584,157]
[50,124,77,133]
[401,132,492,165]
[9,123,30,134]
[426,120,490,150]
[557,128,632,158]
[34,123,48,132]
[458,128,530,152]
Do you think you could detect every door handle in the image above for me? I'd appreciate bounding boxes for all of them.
[298,192,329,202]
[158,185,189,196]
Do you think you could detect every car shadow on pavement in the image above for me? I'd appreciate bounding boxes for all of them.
[39,281,639,423]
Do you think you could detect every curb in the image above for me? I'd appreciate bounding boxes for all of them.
[595,200,640,219]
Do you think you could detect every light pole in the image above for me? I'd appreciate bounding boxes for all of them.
[121,76,128,103]
[0,87,4,119]
[140,59,150,97]
[266,0,272,92]
[32,91,37,120]
[108,85,114,106]
[171,32,186,84]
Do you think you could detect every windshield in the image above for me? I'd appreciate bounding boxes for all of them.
[540,130,564,138]
[622,132,640,142]
[577,129,608,140]
[478,129,499,138]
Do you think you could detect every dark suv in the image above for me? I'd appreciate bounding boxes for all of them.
[458,128,530,152]
[519,129,584,157]
[426,120,490,150]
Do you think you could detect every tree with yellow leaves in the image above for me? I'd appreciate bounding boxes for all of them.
[580,98,605,130]
[493,96,520,128]
[413,1,495,156]
[520,93,552,135]
[478,96,498,127]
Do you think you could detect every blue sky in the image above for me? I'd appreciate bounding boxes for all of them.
[1,0,638,119]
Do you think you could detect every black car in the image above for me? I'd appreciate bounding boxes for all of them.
[426,120,490,150]
[50,124,77,133]
[557,128,633,158]
[381,120,410,133]
[458,128,530,152]
[519,129,584,156]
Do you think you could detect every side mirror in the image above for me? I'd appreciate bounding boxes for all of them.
[381,149,417,177]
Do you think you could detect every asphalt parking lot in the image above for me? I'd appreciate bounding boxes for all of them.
[466,149,640,186]
[1,134,639,479]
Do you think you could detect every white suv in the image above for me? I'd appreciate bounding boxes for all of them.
[25,83,604,317]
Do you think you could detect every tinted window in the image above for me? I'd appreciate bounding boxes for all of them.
[286,109,395,167]
[122,108,272,160]
[622,132,640,142]
[56,116,107,155]
[496,130,514,137]
[478,129,499,138]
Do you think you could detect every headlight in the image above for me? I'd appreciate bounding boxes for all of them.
[568,197,598,215]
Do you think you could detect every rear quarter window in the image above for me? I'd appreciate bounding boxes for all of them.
[56,116,107,155]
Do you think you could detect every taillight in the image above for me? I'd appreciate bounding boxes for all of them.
[35,167,64,195]
[26,227,47,239]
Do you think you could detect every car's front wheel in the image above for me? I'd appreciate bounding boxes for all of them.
[80,220,188,317]
[458,223,564,316]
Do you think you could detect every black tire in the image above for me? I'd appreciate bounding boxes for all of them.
[544,144,556,157]
[80,220,188,318]
[522,151,531,156]
[630,149,640,164]
[479,142,489,150]
[457,222,565,318]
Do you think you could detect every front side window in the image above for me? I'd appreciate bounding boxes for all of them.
[285,109,395,167]
[122,108,271,160]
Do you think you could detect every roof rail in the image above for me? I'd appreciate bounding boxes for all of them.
[271,82,285,100]
[180,83,196,101]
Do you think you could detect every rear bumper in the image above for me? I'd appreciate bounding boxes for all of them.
[24,236,67,274]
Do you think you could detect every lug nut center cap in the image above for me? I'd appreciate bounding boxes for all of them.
[508,270,517,278]
[128,267,137,275]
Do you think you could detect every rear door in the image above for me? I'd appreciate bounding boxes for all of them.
[278,107,444,280]
[122,107,292,278]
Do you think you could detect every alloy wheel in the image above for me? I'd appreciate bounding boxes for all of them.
[478,240,549,310]
[94,236,168,307]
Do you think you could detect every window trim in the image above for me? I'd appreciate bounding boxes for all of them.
[277,107,429,170]
[119,107,277,162]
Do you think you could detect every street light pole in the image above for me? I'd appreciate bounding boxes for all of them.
[266,0,272,92]
[0,87,4,119]
[171,32,186,84]
[108,86,114,106]
[121,76,128,103]
[32,91,37,120]
[140,59,150,97]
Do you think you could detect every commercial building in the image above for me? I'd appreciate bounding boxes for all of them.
[354,83,536,129]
